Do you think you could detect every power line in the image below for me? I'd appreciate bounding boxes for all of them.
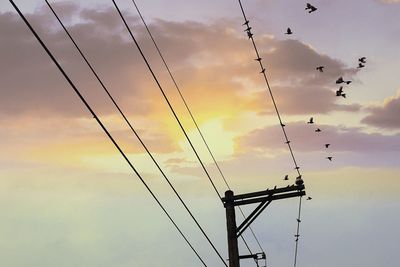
[236,0,305,266]
[8,1,207,265]
[129,0,266,259]
[43,1,227,265]
[111,0,222,200]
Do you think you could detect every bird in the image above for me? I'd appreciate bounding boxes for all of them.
[242,20,250,26]
[336,77,344,84]
[260,68,266,74]
[297,218,301,223]
[285,27,293,35]
[307,197,312,200]
[294,166,300,170]
[284,175,289,181]
[315,128,322,132]
[255,57,262,62]
[357,63,365,69]
[305,3,317,13]
[274,185,277,190]
[345,80,352,85]
[325,144,330,148]
[341,93,347,98]
[307,117,314,124]
[285,140,291,144]
[336,86,343,96]
[281,123,286,127]
[316,66,324,72]
[246,30,253,39]
[326,156,333,161]
[359,57,367,63]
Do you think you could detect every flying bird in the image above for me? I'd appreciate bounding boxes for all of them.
[336,86,343,96]
[307,197,312,200]
[357,63,365,69]
[359,57,367,63]
[315,128,322,132]
[345,80,352,85]
[326,156,333,161]
[316,66,324,72]
[336,77,344,84]
[284,175,289,181]
[285,27,293,35]
[307,117,314,124]
[305,3,317,13]
[325,144,330,148]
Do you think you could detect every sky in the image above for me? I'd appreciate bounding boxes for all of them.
[1,0,400,267]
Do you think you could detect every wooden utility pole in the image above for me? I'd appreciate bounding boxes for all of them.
[222,181,305,267]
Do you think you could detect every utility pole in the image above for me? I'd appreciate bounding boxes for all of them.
[222,178,305,267]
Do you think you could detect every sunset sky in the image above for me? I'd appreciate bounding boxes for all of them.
[1,0,400,266]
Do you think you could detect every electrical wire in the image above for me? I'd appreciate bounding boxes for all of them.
[43,1,227,265]
[112,0,222,201]
[129,0,267,260]
[8,1,207,265]
[236,1,305,266]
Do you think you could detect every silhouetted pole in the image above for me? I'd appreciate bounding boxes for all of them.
[225,190,240,267]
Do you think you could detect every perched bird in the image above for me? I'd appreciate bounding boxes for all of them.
[255,57,262,62]
[315,128,322,132]
[260,68,266,74]
[357,63,365,69]
[359,57,367,63]
[242,20,250,26]
[307,117,314,124]
[274,185,277,190]
[285,140,291,144]
[325,144,330,148]
[246,30,253,39]
[297,218,301,223]
[336,77,344,84]
[284,175,289,181]
[294,166,300,170]
[285,27,293,35]
[316,66,324,72]
[307,197,312,200]
[281,123,286,127]
[326,156,333,161]
[305,3,317,13]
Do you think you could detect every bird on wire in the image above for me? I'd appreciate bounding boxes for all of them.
[305,3,317,13]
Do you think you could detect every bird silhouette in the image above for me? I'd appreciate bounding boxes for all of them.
[260,68,266,73]
[307,197,312,200]
[307,117,314,124]
[285,27,293,35]
[246,30,253,39]
[357,63,365,69]
[255,57,262,62]
[297,218,301,222]
[274,185,277,190]
[336,86,343,96]
[326,156,333,161]
[285,140,291,144]
[315,128,322,132]
[284,175,289,181]
[336,77,344,84]
[316,66,324,72]
[341,93,347,98]
[305,3,317,13]
[325,144,330,148]
[294,166,300,170]
[345,80,352,85]
[281,123,286,127]
[359,57,367,63]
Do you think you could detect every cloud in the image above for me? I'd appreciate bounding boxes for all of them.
[236,122,400,154]
[1,4,358,122]
[361,90,400,129]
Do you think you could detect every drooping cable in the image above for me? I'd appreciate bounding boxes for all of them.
[236,0,305,266]
[8,1,207,265]
[129,0,266,258]
[111,0,222,201]
[43,1,227,265]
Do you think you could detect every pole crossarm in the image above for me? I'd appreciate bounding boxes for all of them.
[236,200,272,238]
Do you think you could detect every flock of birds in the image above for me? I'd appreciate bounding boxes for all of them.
[281,3,368,191]
[285,3,368,164]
